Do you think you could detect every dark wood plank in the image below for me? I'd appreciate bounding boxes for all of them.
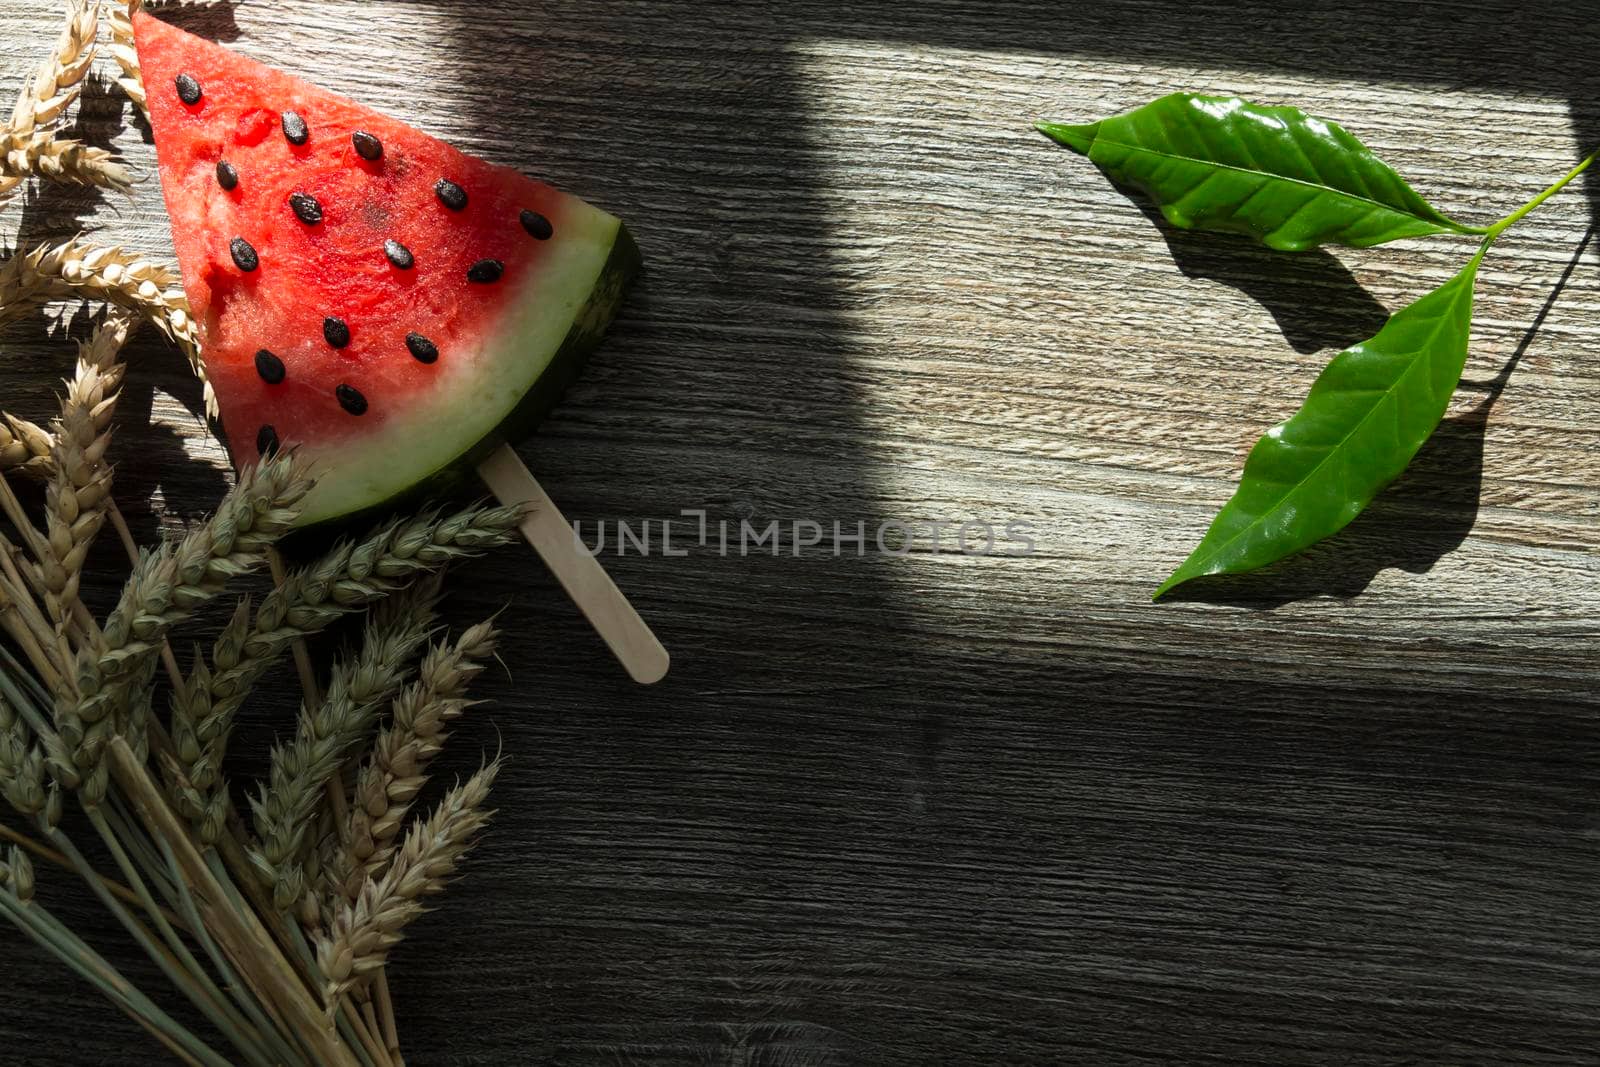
[1,0,1598,1063]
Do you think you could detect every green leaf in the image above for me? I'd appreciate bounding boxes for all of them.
[1039,94,1484,250]
[1155,249,1485,597]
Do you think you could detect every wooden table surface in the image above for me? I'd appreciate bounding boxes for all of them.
[3,1,1599,1063]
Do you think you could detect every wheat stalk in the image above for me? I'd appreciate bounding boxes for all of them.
[0,6,518,1044]
[0,239,212,417]
[2,132,132,195]
[0,412,56,481]
[9,0,99,137]
[330,619,498,904]
[0,308,131,484]
[0,2,120,205]
[316,762,498,999]
[250,583,440,912]
[262,505,524,632]
[0,844,37,905]
[0,697,49,820]
[0,317,130,484]
[86,453,309,704]
[56,454,309,804]
[34,312,132,632]
[36,360,118,627]
[170,504,521,843]
[164,637,227,840]
[105,1,147,119]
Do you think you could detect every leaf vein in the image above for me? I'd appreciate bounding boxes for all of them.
[1097,140,1441,234]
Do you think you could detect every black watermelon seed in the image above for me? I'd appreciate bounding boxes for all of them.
[519,209,553,240]
[467,258,504,283]
[256,424,279,457]
[175,73,202,105]
[288,191,323,224]
[336,384,368,415]
[323,316,351,348]
[215,161,238,190]
[254,349,285,384]
[352,129,383,161]
[281,110,309,145]
[434,178,467,211]
[228,237,259,273]
[405,332,438,364]
[383,239,414,269]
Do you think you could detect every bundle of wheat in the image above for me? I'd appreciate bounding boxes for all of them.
[0,5,526,1064]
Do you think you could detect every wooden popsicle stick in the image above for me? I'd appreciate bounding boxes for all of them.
[477,443,670,685]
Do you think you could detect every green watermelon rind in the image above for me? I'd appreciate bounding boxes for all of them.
[276,221,641,541]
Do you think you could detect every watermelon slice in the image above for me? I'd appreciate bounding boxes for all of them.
[133,12,639,527]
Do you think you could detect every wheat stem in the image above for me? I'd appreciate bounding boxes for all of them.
[374,969,404,1063]
[9,0,98,137]
[0,816,179,918]
[35,312,131,635]
[228,851,392,1067]
[0,239,213,415]
[109,737,363,1067]
[0,553,71,689]
[201,846,329,1037]
[83,806,280,1067]
[0,541,76,673]
[45,818,261,1065]
[102,791,182,899]
[252,580,440,912]
[343,993,393,1067]
[157,837,314,1067]
[105,0,147,119]
[0,890,229,1067]
[0,468,53,578]
[174,503,519,844]
[317,762,498,998]
[333,618,497,903]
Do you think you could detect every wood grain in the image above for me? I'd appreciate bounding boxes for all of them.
[2,0,1598,1063]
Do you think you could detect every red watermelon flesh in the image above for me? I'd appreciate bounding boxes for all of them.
[134,12,639,527]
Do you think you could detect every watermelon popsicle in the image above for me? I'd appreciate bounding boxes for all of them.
[134,11,668,684]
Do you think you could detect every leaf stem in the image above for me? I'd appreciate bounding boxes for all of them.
[1489,144,1600,237]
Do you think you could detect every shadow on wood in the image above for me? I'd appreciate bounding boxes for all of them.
[148,0,241,42]
[1128,198,1392,355]
[1165,225,1594,608]
[358,3,1600,1066]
